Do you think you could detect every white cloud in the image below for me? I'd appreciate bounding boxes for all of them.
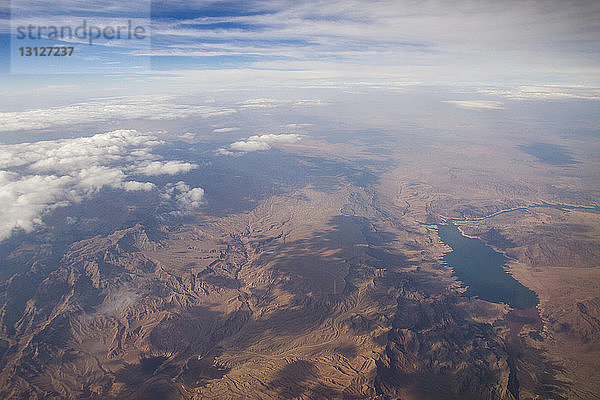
[237,98,287,109]
[283,123,312,128]
[220,133,303,155]
[0,130,202,241]
[139,0,600,87]
[235,98,325,110]
[75,166,127,192]
[179,132,197,139]
[1,0,599,95]
[443,100,505,110]
[230,139,272,152]
[0,129,161,171]
[478,85,600,101]
[120,181,156,192]
[0,96,236,132]
[0,172,75,237]
[163,181,205,211]
[215,148,236,156]
[212,127,240,133]
[293,99,327,106]
[177,187,205,210]
[135,161,198,176]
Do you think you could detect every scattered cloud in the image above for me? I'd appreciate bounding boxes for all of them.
[443,100,505,110]
[0,130,202,241]
[219,133,303,155]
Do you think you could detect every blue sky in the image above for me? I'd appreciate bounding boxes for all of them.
[0,0,599,99]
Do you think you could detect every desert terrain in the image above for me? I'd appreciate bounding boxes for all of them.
[0,94,598,400]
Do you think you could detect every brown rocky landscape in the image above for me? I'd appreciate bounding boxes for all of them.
[0,121,598,399]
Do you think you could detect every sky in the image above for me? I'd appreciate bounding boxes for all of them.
[0,0,599,100]
[0,0,599,242]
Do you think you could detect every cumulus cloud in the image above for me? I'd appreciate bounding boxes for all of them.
[219,133,302,155]
[163,181,205,211]
[134,161,198,176]
[230,138,273,152]
[0,130,202,241]
[215,148,237,156]
[0,96,236,132]
[0,172,74,237]
[120,181,156,192]
[443,100,505,110]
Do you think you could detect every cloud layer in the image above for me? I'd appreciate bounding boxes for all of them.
[0,96,236,132]
[0,130,200,241]
[478,86,600,101]
[443,100,505,110]
[2,0,599,96]
[144,0,600,86]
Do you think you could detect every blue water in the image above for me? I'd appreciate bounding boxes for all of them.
[532,201,600,213]
[437,222,539,310]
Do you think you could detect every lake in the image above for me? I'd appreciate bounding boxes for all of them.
[437,222,538,310]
